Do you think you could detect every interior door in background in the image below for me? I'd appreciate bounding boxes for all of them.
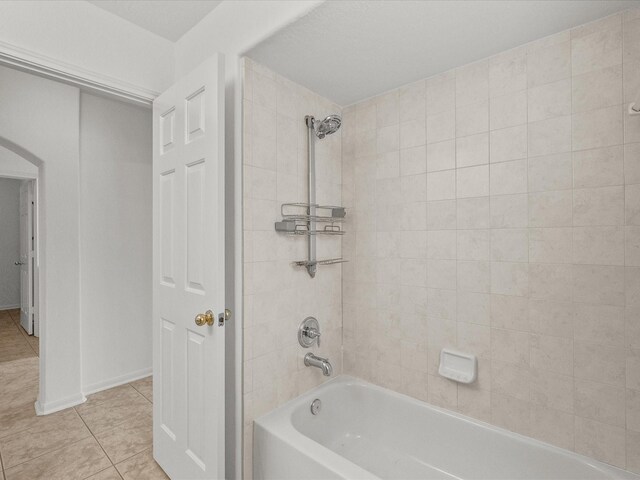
[19,179,34,335]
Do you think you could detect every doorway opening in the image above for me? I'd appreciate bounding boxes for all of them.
[0,148,40,414]
[1,175,38,342]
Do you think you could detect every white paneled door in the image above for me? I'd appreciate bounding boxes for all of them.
[152,54,225,480]
[19,180,34,335]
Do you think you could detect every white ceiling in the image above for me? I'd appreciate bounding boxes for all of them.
[246,0,640,106]
[87,0,222,41]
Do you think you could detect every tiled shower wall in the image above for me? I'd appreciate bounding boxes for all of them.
[242,58,343,476]
[342,10,640,472]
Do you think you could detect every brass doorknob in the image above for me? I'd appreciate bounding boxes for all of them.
[195,310,214,326]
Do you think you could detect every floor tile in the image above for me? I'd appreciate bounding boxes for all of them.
[85,466,123,479]
[76,385,142,414]
[0,408,91,468]
[115,449,169,480]
[0,402,70,440]
[130,377,153,402]
[77,394,152,435]
[95,414,152,464]
[4,437,111,480]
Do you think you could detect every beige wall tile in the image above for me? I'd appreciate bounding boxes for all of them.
[529,299,573,338]
[491,294,530,331]
[491,328,531,366]
[399,145,426,176]
[491,229,528,262]
[626,184,640,225]
[456,60,489,106]
[529,190,573,227]
[528,79,572,122]
[571,16,623,76]
[490,125,527,163]
[527,41,571,88]
[457,291,490,325]
[491,194,528,228]
[457,230,490,261]
[531,405,575,450]
[572,105,623,151]
[575,379,626,426]
[628,388,640,432]
[529,227,572,264]
[490,54,526,97]
[573,186,624,226]
[456,133,489,168]
[490,160,528,195]
[628,430,640,474]
[456,101,488,137]
[572,65,623,113]
[457,165,489,198]
[573,265,625,306]
[531,369,574,413]
[491,393,531,436]
[457,387,491,422]
[399,80,426,122]
[625,143,640,185]
[427,170,456,201]
[629,348,640,390]
[457,196,490,229]
[573,145,624,188]
[426,141,454,172]
[573,226,624,265]
[528,116,571,157]
[426,72,454,114]
[490,91,527,130]
[528,153,572,192]
[575,416,626,468]
[574,341,626,386]
[426,110,455,144]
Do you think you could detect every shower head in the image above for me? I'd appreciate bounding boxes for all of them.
[314,114,341,139]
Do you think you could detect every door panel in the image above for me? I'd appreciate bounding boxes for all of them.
[19,181,33,335]
[152,54,225,480]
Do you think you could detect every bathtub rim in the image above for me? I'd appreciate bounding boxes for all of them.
[253,374,639,480]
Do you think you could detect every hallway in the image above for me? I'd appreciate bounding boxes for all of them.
[0,309,167,480]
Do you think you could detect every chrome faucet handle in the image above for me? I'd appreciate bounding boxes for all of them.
[304,327,321,347]
[298,317,321,348]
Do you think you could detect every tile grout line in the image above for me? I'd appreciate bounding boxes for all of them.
[74,405,115,469]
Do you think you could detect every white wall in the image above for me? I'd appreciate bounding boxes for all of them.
[0,177,21,309]
[0,64,83,413]
[79,92,153,393]
[0,0,174,95]
[0,146,38,178]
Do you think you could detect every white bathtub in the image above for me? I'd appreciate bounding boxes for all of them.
[254,375,639,480]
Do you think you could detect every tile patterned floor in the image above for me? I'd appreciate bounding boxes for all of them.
[0,309,168,480]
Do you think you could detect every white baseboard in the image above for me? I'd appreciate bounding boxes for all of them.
[83,367,153,396]
[35,392,87,416]
[0,304,20,311]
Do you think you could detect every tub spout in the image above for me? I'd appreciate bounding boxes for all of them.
[304,353,333,376]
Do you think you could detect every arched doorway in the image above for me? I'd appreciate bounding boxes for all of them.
[0,139,46,413]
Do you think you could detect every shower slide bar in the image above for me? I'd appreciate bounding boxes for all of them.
[273,113,347,277]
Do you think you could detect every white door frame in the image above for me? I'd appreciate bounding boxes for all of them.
[18,178,37,336]
[0,170,39,340]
